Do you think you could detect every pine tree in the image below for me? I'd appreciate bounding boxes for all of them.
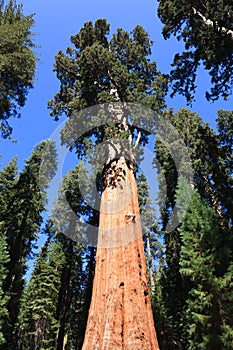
[178,181,232,349]
[17,236,65,350]
[0,140,56,349]
[153,108,233,349]
[49,19,167,349]
[155,108,232,227]
[0,234,10,346]
[18,161,97,350]
[0,157,19,349]
[218,264,233,348]
[216,109,233,225]
[0,0,37,138]
[51,161,97,350]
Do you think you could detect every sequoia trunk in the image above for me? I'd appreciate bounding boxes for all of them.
[82,156,159,350]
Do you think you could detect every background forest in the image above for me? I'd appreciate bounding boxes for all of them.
[0,0,232,349]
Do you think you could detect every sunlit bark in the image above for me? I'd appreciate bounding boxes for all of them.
[82,156,159,349]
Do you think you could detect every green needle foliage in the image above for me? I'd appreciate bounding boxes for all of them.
[153,108,233,349]
[157,0,233,102]
[17,161,97,350]
[48,19,168,166]
[49,19,167,116]
[0,0,37,138]
[0,140,56,349]
[17,238,66,350]
[137,172,163,284]
[0,235,10,346]
[155,108,233,228]
[178,181,233,349]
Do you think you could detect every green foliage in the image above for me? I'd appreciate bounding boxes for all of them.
[153,109,233,349]
[51,163,97,349]
[157,0,233,102]
[0,235,9,345]
[0,0,37,138]
[216,110,233,223]
[17,238,66,350]
[179,188,232,349]
[17,160,97,350]
[155,108,232,227]
[48,19,168,163]
[137,172,163,281]
[218,264,233,349]
[49,19,167,115]
[0,140,56,349]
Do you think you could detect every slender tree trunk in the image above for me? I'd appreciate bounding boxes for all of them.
[82,156,159,349]
[146,235,156,293]
[56,241,73,350]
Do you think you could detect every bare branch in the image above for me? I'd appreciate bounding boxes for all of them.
[133,130,141,149]
[192,7,233,39]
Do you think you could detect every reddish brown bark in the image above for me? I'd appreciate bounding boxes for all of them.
[82,156,159,350]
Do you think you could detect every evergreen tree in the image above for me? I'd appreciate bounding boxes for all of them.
[0,234,10,346]
[17,236,66,350]
[178,181,232,349]
[0,140,56,349]
[51,161,97,350]
[153,108,233,348]
[17,161,97,350]
[137,172,163,290]
[218,264,233,348]
[0,157,19,349]
[155,108,232,227]
[156,227,185,349]
[157,0,233,102]
[0,0,37,138]
[49,19,167,349]
[216,109,233,225]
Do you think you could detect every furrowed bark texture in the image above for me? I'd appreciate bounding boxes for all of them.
[82,156,159,350]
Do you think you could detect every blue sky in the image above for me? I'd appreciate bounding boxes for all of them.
[1,0,232,173]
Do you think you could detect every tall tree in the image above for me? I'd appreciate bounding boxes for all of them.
[0,157,19,349]
[155,108,233,225]
[153,108,233,349]
[51,162,96,350]
[0,140,56,349]
[18,161,98,350]
[137,172,163,291]
[216,109,233,225]
[17,236,66,350]
[49,19,167,349]
[0,234,9,346]
[0,0,36,138]
[157,0,233,102]
[178,181,233,349]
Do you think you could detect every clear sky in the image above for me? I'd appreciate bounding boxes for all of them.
[1,0,232,169]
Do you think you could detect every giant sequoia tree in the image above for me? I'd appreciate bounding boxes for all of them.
[49,19,168,349]
[157,0,233,102]
[0,0,36,138]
